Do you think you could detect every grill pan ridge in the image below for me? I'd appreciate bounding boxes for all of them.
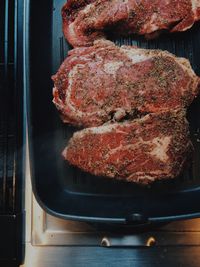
[27,0,200,224]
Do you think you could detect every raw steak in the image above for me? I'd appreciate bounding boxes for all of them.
[62,0,200,47]
[63,110,193,184]
[52,40,199,127]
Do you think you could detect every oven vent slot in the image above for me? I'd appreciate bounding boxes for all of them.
[0,0,16,214]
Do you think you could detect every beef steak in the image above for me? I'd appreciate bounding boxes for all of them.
[52,40,199,127]
[62,0,200,47]
[63,110,193,184]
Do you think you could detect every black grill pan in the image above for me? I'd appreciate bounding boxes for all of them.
[27,0,200,224]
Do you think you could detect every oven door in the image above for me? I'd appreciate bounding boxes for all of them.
[0,0,25,266]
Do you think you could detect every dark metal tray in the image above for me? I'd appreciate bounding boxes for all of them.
[27,0,200,224]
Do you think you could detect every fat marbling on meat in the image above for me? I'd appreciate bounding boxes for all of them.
[63,110,193,184]
[52,40,199,128]
[62,0,200,47]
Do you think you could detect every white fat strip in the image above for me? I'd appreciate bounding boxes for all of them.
[104,61,123,75]
[73,115,150,138]
[127,173,162,182]
[141,13,159,32]
[150,136,171,162]
[82,3,93,14]
[136,175,155,181]
[127,170,170,182]
[131,170,169,176]
[68,23,77,41]
[123,50,150,63]
[76,124,128,136]
[106,136,171,163]
[70,53,102,63]
[192,0,200,19]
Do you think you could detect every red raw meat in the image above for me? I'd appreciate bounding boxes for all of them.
[52,40,199,127]
[63,110,193,184]
[62,0,200,47]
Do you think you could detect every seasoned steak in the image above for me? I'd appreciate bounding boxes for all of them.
[63,110,193,184]
[62,0,200,47]
[52,40,199,127]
